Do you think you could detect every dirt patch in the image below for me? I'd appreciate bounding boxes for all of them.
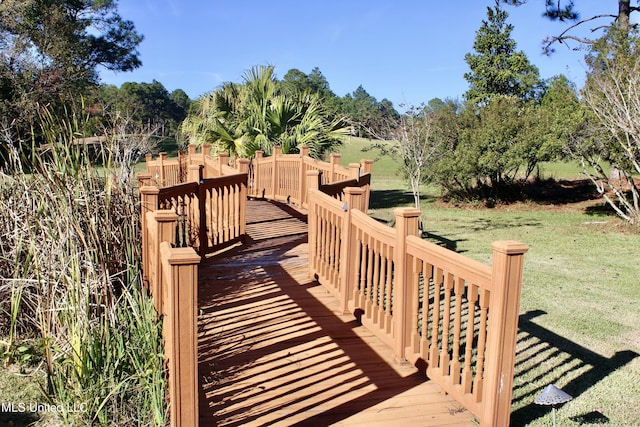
[437,179,609,213]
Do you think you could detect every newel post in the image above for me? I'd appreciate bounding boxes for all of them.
[481,240,528,427]
[272,146,281,199]
[338,187,366,313]
[237,158,250,174]
[348,163,360,180]
[305,169,321,210]
[159,242,200,427]
[187,144,196,163]
[299,146,309,204]
[218,152,230,175]
[137,173,152,188]
[254,150,263,198]
[187,164,203,183]
[330,153,341,182]
[149,210,178,316]
[392,208,421,362]
[158,152,167,184]
[140,186,160,284]
[202,144,211,158]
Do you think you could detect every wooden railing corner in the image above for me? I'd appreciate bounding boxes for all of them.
[481,240,528,427]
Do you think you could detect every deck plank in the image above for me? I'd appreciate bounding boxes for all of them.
[198,200,476,426]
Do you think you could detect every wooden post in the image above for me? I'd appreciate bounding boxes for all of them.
[361,159,373,175]
[159,152,167,184]
[360,159,373,213]
[299,146,309,205]
[330,153,341,182]
[392,207,421,362]
[348,163,360,180]
[159,242,200,427]
[187,164,203,183]
[306,170,321,192]
[149,210,178,315]
[253,150,263,198]
[272,146,281,200]
[237,158,250,174]
[202,144,211,158]
[481,240,528,427]
[140,186,160,284]
[338,187,365,313]
[187,144,196,163]
[137,173,152,188]
[218,152,230,175]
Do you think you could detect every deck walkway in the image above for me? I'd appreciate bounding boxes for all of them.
[197,199,476,426]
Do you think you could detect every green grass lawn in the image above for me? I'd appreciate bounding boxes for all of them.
[337,136,640,426]
[5,137,636,426]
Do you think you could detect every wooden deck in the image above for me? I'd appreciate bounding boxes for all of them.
[197,199,476,426]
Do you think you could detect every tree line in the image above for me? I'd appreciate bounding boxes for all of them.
[1,0,638,223]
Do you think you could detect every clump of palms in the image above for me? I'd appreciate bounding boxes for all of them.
[180,65,349,158]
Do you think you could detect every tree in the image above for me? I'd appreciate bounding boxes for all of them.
[505,0,640,54]
[341,85,399,138]
[0,0,143,144]
[510,1,640,223]
[435,1,546,201]
[180,65,349,159]
[464,0,542,105]
[364,104,445,210]
[576,27,640,223]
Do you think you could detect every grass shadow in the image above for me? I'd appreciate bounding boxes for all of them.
[511,310,638,425]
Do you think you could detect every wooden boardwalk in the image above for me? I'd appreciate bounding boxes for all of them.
[197,200,476,427]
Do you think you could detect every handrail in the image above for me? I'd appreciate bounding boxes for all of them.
[307,187,527,427]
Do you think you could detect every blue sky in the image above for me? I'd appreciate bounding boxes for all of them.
[100,1,618,108]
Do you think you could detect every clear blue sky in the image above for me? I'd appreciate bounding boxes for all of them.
[100,1,617,108]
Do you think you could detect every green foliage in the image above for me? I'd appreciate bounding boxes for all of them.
[464,0,542,105]
[0,0,143,144]
[181,65,349,159]
[90,81,191,137]
[340,85,400,138]
[0,106,166,425]
[575,24,640,223]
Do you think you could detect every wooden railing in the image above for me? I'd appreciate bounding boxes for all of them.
[307,188,527,427]
[249,145,373,208]
[139,143,525,426]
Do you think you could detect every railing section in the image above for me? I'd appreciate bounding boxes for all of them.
[249,145,373,209]
[143,211,200,427]
[308,188,527,427]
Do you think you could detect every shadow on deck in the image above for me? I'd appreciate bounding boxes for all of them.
[197,200,476,426]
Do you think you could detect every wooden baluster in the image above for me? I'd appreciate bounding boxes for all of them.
[429,267,443,368]
[462,284,479,394]
[473,289,490,403]
[451,276,465,386]
[420,262,433,358]
[410,256,421,355]
[440,272,454,377]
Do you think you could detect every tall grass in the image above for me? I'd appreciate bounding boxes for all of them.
[0,108,166,425]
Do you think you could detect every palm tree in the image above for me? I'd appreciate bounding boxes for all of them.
[180,65,348,158]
